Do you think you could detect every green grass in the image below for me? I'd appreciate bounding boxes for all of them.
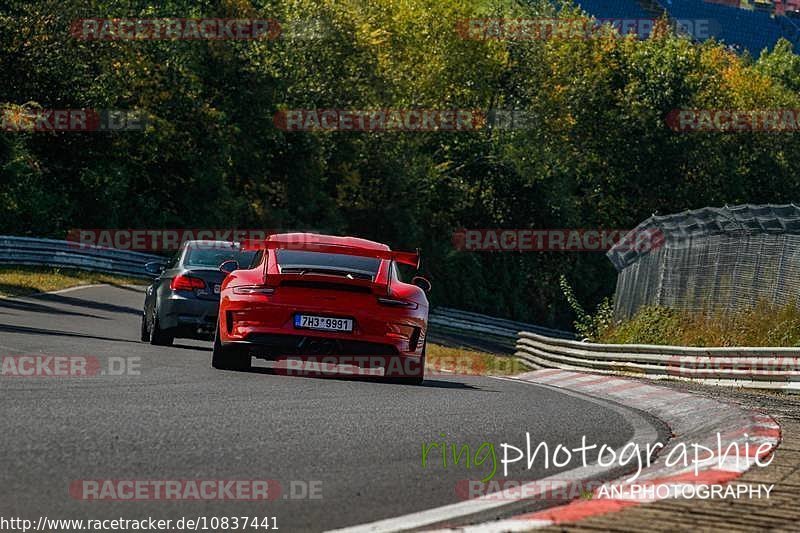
[426,343,528,376]
[0,266,145,297]
[598,301,800,347]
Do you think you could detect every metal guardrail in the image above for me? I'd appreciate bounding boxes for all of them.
[429,307,575,351]
[515,331,800,391]
[0,236,165,279]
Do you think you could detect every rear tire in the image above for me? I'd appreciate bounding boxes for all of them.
[211,323,251,371]
[140,311,149,342]
[148,307,174,346]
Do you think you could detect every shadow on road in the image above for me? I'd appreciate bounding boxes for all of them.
[171,343,212,352]
[34,293,141,316]
[417,379,483,389]
[105,283,147,293]
[0,283,41,298]
[0,324,140,344]
[0,297,107,319]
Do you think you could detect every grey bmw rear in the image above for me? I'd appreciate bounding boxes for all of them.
[141,240,258,345]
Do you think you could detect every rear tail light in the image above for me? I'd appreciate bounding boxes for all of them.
[377,297,418,309]
[233,286,276,295]
[170,275,206,291]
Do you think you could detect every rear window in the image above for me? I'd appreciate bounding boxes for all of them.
[276,250,381,278]
[183,246,257,269]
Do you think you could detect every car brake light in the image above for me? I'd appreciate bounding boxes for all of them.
[377,297,418,309]
[170,275,206,291]
[233,286,276,295]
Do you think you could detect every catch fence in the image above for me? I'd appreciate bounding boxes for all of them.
[608,204,800,319]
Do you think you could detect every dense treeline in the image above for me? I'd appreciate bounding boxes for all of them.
[3,0,800,327]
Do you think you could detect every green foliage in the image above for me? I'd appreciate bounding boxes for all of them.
[3,0,800,327]
[600,302,800,347]
[560,275,614,340]
[599,306,684,345]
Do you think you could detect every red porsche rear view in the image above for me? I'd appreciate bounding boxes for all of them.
[212,233,430,383]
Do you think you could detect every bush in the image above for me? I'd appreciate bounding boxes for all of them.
[598,301,800,347]
[560,275,614,340]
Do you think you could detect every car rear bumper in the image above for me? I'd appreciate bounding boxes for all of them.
[223,334,424,377]
[224,332,402,356]
[159,294,219,338]
[220,298,426,354]
[221,320,425,356]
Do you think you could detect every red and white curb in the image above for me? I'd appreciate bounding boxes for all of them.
[435,369,782,531]
[330,370,781,533]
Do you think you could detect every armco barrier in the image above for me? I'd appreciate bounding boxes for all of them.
[429,307,575,351]
[0,236,165,278]
[515,331,800,391]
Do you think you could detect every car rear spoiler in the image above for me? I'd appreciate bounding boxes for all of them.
[241,239,421,269]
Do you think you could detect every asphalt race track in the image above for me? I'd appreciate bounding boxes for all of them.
[0,285,662,531]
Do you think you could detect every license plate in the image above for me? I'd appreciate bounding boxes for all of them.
[294,314,353,332]
[213,284,221,294]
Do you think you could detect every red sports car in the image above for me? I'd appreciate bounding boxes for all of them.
[211,233,431,384]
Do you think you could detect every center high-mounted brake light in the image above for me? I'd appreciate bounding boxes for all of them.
[377,297,418,309]
[233,286,276,295]
[170,275,206,291]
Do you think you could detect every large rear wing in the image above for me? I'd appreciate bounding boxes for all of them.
[241,238,421,269]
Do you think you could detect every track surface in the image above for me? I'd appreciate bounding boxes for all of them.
[0,286,653,531]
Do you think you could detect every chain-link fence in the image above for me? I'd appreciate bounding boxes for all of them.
[608,204,800,319]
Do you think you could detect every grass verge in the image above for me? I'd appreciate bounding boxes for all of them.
[0,266,146,298]
[426,343,528,376]
[598,301,800,347]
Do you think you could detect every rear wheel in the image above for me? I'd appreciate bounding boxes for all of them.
[211,323,251,371]
[148,307,174,346]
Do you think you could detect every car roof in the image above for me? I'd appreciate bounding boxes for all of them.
[267,233,390,251]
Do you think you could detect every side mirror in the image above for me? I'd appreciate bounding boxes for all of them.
[411,276,432,293]
[145,261,164,275]
[219,260,239,274]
